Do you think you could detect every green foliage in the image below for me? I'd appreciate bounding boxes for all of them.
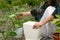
[52,14,60,33]
[7,0,12,5]
[0,7,35,30]
[0,0,45,39]
[13,19,24,28]
[0,7,35,40]
[27,0,45,6]
[0,0,12,9]
[3,31,8,40]
[3,31,17,40]
[56,29,60,33]
[9,31,17,36]
[52,14,60,27]
[0,0,45,9]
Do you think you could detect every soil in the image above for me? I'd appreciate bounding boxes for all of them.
[54,33,60,37]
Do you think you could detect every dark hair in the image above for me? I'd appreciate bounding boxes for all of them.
[30,0,60,21]
[48,0,59,7]
[30,7,44,21]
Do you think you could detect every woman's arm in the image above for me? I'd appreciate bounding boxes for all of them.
[33,6,57,29]
[16,11,31,19]
[33,15,55,29]
[39,15,55,25]
[20,11,31,16]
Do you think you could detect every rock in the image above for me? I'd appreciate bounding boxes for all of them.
[0,33,3,40]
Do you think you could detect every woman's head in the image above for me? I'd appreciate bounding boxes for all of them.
[47,0,59,6]
[47,0,59,2]
[56,0,60,3]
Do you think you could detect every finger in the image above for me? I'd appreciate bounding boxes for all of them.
[33,26,39,29]
[19,13,23,16]
[33,25,36,29]
[35,26,39,29]
[16,14,23,19]
[33,23,37,29]
[19,16,23,18]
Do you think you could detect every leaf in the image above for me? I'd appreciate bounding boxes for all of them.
[52,19,60,27]
[15,24,20,28]
[56,29,60,33]
[9,31,17,36]
[3,32,8,40]
[9,14,16,18]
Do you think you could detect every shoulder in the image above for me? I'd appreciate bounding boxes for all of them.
[47,6,56,10]
[45,6,56,14]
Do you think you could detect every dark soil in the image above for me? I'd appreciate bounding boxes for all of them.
[54,33,60,37]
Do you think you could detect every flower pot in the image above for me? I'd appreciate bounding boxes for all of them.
[52,33,60,40]
[14,27,23,38]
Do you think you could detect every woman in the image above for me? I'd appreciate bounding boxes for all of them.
[17,0,60,40]
[33,0,59,29]
[17,0,59,28]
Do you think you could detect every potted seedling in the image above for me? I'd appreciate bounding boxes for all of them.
[52,14,60,40]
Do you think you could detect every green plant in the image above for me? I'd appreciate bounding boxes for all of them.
[27,0,45,6]
[52,14,60,32]
[3,31,17,40]
[0,6,35,40]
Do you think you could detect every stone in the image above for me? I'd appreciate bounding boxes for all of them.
[0,33,3,40]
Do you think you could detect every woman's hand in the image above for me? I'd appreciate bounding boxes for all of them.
[33,15,54,29]
[16,12,31,19]
[16,12,25,19]
[33,22,43,29]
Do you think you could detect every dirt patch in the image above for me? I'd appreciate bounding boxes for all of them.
[54,33,60,37]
